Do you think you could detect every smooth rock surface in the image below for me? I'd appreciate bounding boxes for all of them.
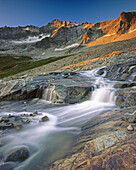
[4,146,29,162]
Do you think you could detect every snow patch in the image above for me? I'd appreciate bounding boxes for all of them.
[55,43,79,51]
[24,27,30,31]
[42,52,45,55]
[12,34,50,44]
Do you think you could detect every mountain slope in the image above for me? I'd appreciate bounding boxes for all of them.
[81,11,136,45]
[0,11,136,78]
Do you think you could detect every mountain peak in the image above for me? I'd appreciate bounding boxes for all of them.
[120,11,136,21]
[117,11,136,34]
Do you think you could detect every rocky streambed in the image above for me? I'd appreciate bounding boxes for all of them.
[0,60,136,169]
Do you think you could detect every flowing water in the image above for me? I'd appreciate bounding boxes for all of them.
[0,68,118,170]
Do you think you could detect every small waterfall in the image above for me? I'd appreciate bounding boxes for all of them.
[80,69,116,104]
[42,87,55,102]
[91,84,116,103]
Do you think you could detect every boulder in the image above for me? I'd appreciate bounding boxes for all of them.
[64,86,92,104]
[51,84,93,104]
[4,146,29,162]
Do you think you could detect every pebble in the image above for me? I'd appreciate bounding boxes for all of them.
[127,124,134,131]
[14,125,24,130]
[22,117,30,123]
[40,115,49,122]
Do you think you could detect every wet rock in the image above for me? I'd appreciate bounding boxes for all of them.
[21,117,30,123]
[97,67,106,76]
[40,115,49,122]
[2,118,10,123]
[32,111,38,115]
[64,86,92,104]
[20,113,28,117]
[114,82,136,89]
[4,146,29,162]
[7,114,14,118]
[68,72,77,76]
[0,123,14,130]
[63,75,69,79]
[0,163,14,170]
[30,111,41,117]
[127,124,134,131]
[49,72,61,75]
[63,72,70,75]
[14,125,24,130]
[53,85,93,104]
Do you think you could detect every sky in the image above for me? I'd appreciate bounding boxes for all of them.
[0,0,136,27]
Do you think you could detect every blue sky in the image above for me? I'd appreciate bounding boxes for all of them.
[0,0,136,27]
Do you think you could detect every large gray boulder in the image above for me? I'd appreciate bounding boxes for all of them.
[4,146,29,162]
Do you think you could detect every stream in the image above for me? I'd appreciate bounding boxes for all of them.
[0,68,118,170]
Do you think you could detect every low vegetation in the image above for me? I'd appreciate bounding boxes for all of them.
[0,54,72,78]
